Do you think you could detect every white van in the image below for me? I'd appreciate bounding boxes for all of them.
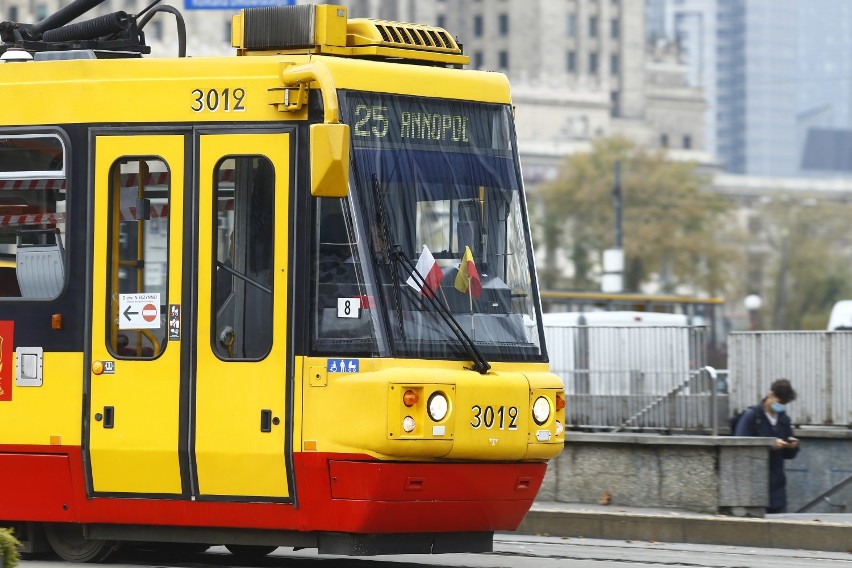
[827,300,852,330]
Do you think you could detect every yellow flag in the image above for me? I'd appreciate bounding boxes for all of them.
[454,246,482,299]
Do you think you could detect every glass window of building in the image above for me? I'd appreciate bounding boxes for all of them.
[589,16,598,37]
[567,14,576,37]
[567,51,576,72]
[498,13,509,35]
[473,51,483,69]
[474,14,483,37]
[610,18,619,39]
[610,54,620,74]
[588,52,598,74]
[498,50,509,70]
[660,134,669,148]
[683,135,692,149]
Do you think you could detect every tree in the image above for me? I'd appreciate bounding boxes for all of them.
[757,195,852,329]
[534,138,739,295]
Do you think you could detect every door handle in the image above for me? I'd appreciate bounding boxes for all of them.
[102,406,115,429]
[260,409,279,432]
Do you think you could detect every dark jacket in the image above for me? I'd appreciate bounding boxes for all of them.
[735,404,799,512]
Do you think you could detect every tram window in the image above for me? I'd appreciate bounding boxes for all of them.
[0,134,67,300]
[310,197,378,354]
[212,156,274,360]
[107,157,169,359]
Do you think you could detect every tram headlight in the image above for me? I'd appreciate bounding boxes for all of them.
[532,396,551,425]
[402,416,416,432]
[555,420,564,436]
[427,392,449,422]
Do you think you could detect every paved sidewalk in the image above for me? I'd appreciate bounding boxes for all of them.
[515,502,852,553]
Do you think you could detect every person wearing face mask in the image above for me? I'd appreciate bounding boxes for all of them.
[735,378,799,513]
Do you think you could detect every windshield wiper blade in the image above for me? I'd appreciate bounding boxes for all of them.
[391,246,491,375]
[370,175,407,340]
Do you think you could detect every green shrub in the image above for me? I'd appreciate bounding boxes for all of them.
[0,528,21,568]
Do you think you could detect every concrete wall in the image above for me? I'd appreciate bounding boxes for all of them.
[786,429,852,514]
[540,430,852,515]
[540,433,772,514]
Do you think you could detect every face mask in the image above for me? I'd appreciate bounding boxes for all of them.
[770,402,786,413]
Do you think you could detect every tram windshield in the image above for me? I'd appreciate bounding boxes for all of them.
[310,92,544,363]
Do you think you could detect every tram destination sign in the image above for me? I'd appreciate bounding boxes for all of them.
[341,92,504,151]
[184,0,294,9]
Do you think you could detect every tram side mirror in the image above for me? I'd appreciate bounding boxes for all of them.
[310,123,350,198]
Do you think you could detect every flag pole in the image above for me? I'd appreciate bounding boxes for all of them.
[468,274,475,339]
[439,285,450,311]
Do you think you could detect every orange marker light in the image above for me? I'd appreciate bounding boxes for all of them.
[403,390,419,407]
[51,314,63,330]
[555,394,566,411]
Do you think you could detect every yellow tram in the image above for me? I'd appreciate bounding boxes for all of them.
[0,2,564,560]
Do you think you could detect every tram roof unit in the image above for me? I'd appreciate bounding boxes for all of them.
[231,5,468,66]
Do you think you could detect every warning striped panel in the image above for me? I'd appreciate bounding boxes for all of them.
[0,179,67,191]
[0,170,236,192]
[0,212,65,227]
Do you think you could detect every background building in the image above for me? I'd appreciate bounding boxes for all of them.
[650,0,852,177]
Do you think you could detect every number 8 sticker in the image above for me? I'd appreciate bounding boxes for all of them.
[337,297,361,319]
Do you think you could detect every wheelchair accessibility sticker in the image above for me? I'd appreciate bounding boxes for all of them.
[327,359,359,373]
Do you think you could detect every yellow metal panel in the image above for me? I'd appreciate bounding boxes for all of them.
[89,135,184,494]
[315,4,348,47]
[299,359,563,461]
[0,352,83,446]
[0,54,510,127]
[310,123,350,197]
[194,133,291,498]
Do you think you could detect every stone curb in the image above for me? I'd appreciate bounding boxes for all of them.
[516,508,852,553]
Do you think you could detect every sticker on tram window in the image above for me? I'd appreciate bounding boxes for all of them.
[337,297,361,319]
[168,304,181,341]
[118,293,161,330]
[469,405,519,431]
[190,88,246,113]
[327,359,359,373]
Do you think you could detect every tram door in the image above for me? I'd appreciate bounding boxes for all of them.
[89,135,186,494]
[193,133,291,499]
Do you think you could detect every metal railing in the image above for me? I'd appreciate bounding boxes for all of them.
[729,331,852,426]
[545,325,724,433]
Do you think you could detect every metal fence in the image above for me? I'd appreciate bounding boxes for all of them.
[728,331,852,426]
[545,325,722,432]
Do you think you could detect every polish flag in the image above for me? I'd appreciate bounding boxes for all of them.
[406,245,444,298]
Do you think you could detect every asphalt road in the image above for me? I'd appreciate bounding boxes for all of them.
[20,535,852,568]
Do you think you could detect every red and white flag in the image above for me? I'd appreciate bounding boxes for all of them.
[406,245,444,298]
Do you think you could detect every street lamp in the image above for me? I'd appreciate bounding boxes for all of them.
[744,294,762,331]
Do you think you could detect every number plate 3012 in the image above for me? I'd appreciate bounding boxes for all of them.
[470,405,519,430]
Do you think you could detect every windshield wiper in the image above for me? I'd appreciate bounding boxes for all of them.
[390,246,491,374]
[371,175,407,340]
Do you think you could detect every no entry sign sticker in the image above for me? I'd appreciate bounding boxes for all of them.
[119,293,162,330]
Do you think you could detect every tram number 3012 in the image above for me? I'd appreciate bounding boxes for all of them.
[470,405,519,430]
[190,88,246,112]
